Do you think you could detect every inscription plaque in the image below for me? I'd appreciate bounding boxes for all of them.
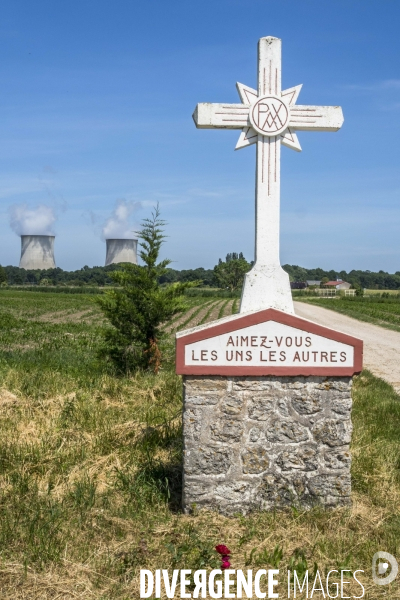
[176,309,362,377]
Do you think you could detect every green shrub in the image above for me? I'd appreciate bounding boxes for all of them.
[97,206,198,373]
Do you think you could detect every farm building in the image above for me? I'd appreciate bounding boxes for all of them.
[324,279,352,290]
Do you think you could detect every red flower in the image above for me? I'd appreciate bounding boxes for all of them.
[221,558,231,570]
[215,544,231,556]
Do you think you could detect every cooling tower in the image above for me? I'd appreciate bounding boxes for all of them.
[105,238,138,266]
[19,235,56,270]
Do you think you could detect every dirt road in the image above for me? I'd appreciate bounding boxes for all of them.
[294,301,400,393]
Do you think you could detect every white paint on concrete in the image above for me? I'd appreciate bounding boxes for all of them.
[185,320,354,368]
[193,36,344,315]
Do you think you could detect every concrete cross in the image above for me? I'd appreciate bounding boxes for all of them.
[193,36,343,314]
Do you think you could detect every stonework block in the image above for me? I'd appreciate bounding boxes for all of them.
[182,375,352,515]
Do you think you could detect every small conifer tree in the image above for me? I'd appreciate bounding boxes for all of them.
[0,265,7,285]
[97,205,197,373]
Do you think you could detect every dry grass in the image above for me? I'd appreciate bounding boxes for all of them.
[0,290,400,598]
[36,309,97,324]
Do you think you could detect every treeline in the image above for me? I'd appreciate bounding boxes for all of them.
[159,267,214,286]
[1,265,121,286]
[1,262,400,290]
[0,264,216,287]
[282,265,400,290]
[1,264,216,287]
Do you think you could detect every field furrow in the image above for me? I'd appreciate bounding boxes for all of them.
[176,299,220,331]
[166,299,215,332]
[198,299,225,325]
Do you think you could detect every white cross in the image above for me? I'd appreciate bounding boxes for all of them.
[193,36,343,314]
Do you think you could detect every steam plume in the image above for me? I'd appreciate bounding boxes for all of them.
[9,203,57,236]
[102,199,140,240]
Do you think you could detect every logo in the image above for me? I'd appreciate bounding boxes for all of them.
[372,552,398,585]
[249,95,289,136]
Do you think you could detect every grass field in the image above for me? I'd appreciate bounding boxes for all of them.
[365,290,400,296]
[0,290,400,598]
[297,295,400,333]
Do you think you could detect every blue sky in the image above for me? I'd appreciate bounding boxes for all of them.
[0,0,399,272]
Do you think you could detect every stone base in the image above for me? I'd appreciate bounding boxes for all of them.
[182,375,352,515]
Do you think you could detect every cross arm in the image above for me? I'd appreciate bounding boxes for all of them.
[258,36,282,96]
[289,105,344,131]
[192,103,250,129]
